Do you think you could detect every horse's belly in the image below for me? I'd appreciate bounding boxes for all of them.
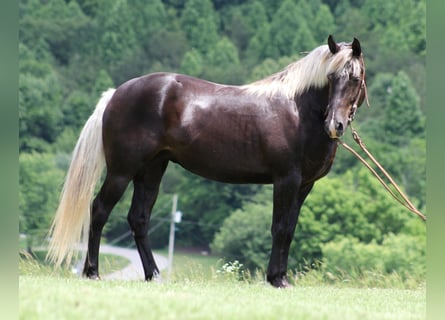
[169,145,274,184]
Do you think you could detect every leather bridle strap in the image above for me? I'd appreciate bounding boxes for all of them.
[348,56,369,123]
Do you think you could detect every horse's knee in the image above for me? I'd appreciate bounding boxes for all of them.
[271,223,293,244]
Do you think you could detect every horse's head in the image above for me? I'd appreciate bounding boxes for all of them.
[324,35,366,138]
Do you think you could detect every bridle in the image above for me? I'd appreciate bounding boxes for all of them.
[325,55,369,125]
[348,55,369,123]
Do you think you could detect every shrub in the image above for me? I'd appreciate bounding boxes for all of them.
[321,233,425,280]
[211,202,272,270]
[212,170,424,273]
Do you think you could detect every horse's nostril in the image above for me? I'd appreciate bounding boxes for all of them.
[336,121,343,133]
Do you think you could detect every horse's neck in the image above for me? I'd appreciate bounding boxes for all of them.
[292,85,337,180]
[296,85,336,150]
[295,86,329,125]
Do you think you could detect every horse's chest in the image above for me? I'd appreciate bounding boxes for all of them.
[301,142,337,183]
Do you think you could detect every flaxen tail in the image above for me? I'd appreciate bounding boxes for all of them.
[46,89,116,267]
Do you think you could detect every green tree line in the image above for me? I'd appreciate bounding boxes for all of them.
[19,0,425,277]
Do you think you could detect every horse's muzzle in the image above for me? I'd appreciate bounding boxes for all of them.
[324,118,345,138]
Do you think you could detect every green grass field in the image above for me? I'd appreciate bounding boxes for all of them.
[19,250,426,320]
[19,250,131,276]
[19,276,425,320]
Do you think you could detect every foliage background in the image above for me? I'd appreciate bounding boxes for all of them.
[19,0,425,278]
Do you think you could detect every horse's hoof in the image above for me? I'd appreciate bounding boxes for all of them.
[145,270,161,282]
[84,272,101,280]
[269,276,292,288]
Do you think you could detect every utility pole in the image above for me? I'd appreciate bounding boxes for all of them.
[167,194,178,279]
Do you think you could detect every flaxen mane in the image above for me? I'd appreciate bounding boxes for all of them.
[241,43,362,99]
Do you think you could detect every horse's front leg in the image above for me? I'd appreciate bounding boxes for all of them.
[267,172,313,288]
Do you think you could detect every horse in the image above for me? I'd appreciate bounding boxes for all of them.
[47,35,366,288]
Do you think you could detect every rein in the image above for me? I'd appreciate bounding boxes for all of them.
[339,56,425,221]
[337,126,426,222]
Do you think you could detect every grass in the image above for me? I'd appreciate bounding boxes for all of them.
[19,249,131,277]
[19,276,425,320]
[157,248,222,280]
[19,237,131,276]
[19,250,426,320]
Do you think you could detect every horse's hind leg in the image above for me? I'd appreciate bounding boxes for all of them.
[83,174,130,279]
[127,160,168,281]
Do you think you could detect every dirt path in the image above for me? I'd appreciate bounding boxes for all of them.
[100,244,168,280]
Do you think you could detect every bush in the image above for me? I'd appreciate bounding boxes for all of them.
[19,152,65,250]
[212,169,423,273]
[211,201,272,270]
[321,233,425,280]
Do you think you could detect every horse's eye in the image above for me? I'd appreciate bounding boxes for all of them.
[349,76,360,83]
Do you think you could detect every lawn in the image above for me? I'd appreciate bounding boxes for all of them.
[19,249,131,276]
[19,276,425,320]
[19,250,426,320]
[157,248,223,280]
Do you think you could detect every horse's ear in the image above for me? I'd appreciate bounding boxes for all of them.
[328,35,339,54]
[352,38,361,57]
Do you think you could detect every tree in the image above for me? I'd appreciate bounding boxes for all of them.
[398,138,426,207]
[20,0,91,65]
[268,0,316,58]
[128,0,167,44]
[180,49,203,77]
[145,29,188,71]
[181,0,219,55]
[381,71,424,146]
[361,0,426,77]
[247,55,299,83]
[92,69,114,96]
[204,37,243,84]
[245,22,272,65]
[75,0,110,17]
[407,0,426,56]
[221,7,251,55]
[19,44,64,152]
[61,90,93,130]
[312,4,335,44]
[95,0,138,73]
[19,153,64,251]
[222,1,268,56]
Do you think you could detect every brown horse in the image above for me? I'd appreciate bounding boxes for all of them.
[47,35,366,288]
